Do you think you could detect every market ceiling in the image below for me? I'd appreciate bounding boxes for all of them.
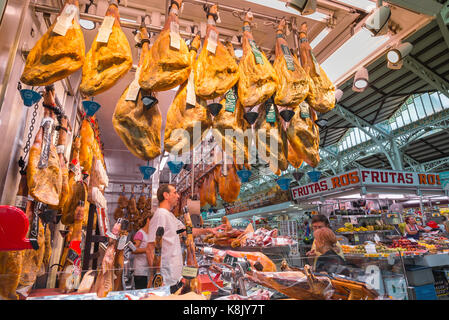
[31,0,449,184]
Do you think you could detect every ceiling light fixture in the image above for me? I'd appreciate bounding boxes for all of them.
[386,42,413,64]
[79,0,97,30]
[352,67,369,92]
[335,88,344,103]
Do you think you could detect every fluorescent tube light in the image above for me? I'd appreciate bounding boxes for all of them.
[321,28,390,83]
[335,0,376,12]
[310,27,331,48]
[244,0,328,22]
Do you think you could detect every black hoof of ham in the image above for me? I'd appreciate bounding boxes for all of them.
[207,103,223,116]
[244,111,259,125]
[59,229,70,238]
[280,109,295,122]
[142,95,158,109]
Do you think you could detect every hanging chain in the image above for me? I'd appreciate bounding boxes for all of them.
[18,102,39,173]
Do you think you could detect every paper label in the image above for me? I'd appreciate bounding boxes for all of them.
[365,244,377,254]
[249,40,264,65]
[281,44,295,71]
[354,234,359,242]
[15,195,28,210]
[125,80,141,101]
[300,101,310,119]
[374,234,381,243]
[170,21,181,50]
[117,235,127,250]
[266,103,276,123]
[96,16,115,43]
[53,5,78,37]
[186,70,196,107]
[206,30,218,54]
[182,266,198,278]
[67,248,80,264]
[350,216,358,225]
[203,247,213,255]
[311,52,321,76]
[224,88,237,112]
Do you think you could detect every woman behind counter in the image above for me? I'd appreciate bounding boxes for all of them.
[404,216,427,240]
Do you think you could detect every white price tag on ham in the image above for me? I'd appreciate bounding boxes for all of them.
[97,16,115,43]
[206,30,218,54]
[125,67,141,101]
[170,22,181,50]
[53,5,78,36]
[186,70,196,106]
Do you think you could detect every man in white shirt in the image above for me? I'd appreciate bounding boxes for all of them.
[146,184,219,292]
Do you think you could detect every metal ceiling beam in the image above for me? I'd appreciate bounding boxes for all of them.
[423,155,449,171]
[402,56,449,99]
[386,0,443,16]
[436,1,449,52]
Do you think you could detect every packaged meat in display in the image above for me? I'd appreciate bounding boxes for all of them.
[238,12,278,108]
[200,247,276,272]
[139,0,191,91]
[214,164,241,203]
[20,0,85,86]
[245,266,334,300]
[80,0,132,97]
[27,91,63,207]
[254,98,288,175]
[286,102,320,167]
[215,289,272,300]
[194,4,239,100]
[273,19,309,107]
[299,22,335,114]
[164,34,212,155]
[113,22,162,161]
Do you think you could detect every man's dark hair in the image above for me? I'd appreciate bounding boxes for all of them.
[157,184,175,203]
[311,214,330,227]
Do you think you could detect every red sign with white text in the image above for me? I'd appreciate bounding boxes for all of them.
[290,169,441,200]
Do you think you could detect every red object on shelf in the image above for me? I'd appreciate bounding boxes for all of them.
[0,205,33,251]
[196,274,223,293]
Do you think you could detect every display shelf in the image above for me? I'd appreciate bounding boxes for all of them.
[335,215,382,218]
[336,230,394,235]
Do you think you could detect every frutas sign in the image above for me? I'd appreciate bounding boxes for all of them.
[290,169,442,200]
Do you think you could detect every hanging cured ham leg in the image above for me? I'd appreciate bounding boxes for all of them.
[61,136,87,225]
[20,0,85,86]
[27,88,63,207]
[80,0,133,97]
[164,34,212,155]
[113,22,162,160]
[286,103,320,167]
[213,96,252,167]
[273,18,309,123]
[139,0,191,91]
[214,164,241,203]
[148,227,165,288]
[254,99,288,175]
[299,23,335,114]
[238,12,278,109]
[194,4,239,100]
[179,207,198,294]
